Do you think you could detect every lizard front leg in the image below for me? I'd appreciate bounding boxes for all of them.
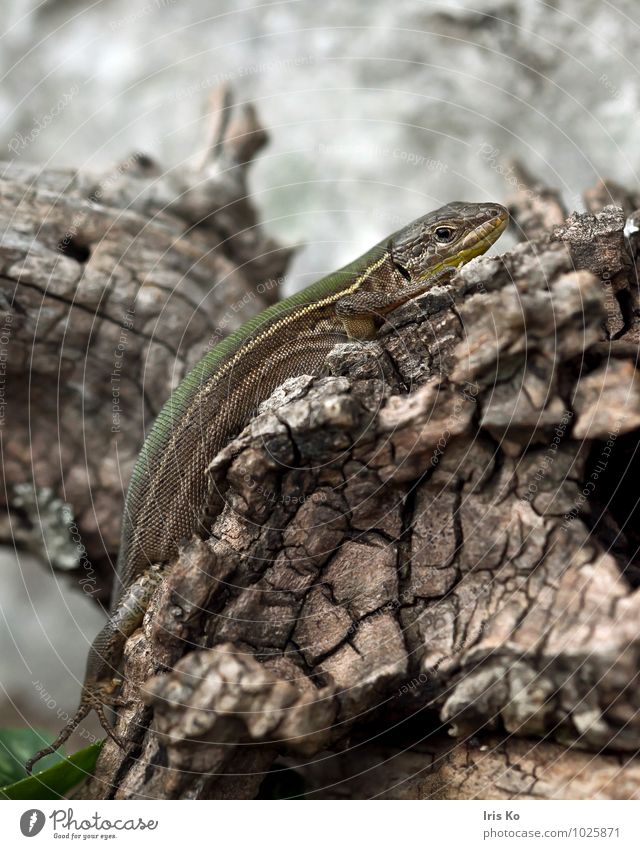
[335,266,456,340]
[25,564,167,774]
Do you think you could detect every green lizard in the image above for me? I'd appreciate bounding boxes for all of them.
[26,201,507,773]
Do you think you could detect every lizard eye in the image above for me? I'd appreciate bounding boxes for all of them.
[435,226,455,242]
[394,261,411,282]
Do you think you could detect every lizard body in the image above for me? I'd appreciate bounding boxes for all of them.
[26,201,507,772]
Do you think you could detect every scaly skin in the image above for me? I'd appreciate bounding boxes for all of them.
[26,201,508,772]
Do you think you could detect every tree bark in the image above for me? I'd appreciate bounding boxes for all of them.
[3,104,640,798]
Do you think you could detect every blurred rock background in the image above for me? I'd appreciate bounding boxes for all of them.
[1,0,638,737]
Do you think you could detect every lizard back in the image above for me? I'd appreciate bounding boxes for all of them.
[114,242,388,606]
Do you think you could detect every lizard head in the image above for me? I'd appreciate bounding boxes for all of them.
[389,201,508,283]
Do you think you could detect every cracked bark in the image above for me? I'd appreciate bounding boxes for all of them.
[4,126,640,797]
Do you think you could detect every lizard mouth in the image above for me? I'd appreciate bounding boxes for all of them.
[463,207,508,248]
[447,207,509,267]
[475,208,508,245]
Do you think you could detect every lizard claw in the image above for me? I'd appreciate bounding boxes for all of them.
[96,705,129,751]
[90,685,133,749]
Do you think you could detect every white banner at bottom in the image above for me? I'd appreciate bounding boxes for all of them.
[1,799,639,848]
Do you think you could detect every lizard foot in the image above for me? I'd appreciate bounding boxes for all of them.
[25,679,130,774]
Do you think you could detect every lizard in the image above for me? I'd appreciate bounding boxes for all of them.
[26,200,508,773]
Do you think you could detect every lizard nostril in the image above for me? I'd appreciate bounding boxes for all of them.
[481,205,507,228]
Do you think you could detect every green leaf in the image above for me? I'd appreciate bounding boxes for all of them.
[0,729,67,786]
[0,740,104,800]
